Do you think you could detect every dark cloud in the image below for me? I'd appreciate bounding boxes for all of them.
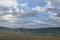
[47,8,60,17]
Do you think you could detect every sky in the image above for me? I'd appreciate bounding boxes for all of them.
[0,0,60,29]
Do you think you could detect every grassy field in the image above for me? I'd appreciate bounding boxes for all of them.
[0,32,60,40]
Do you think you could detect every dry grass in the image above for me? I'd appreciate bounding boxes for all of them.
[0,32,60,40]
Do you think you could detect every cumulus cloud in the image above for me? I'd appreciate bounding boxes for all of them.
[33,20,56,26]
[1,14,16,20]
[22,20,56,29]
[20,2,28,7]
[32,6,46,12]
[0,0,60,29]
[47,7,60,20]
[50,0,60,8]
[31,0,60,28]
[45,0,60,27]
[43,0,60,16]
[0,0,18,7]
[0,5,38,28]
[32,1,55,12]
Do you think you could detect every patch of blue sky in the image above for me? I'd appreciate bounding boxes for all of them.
[18,0,47,9]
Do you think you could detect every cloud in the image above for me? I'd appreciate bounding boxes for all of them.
[20,2,28,7]
[0,5,25,24]
[33,20,56,26]
[32,6,46,12]
[32,1,55,12]
[0,0,60,29]
[48,0,60,8]
[30,0,60,28]
[46,1,60,27]
[1,14,16,20]
[46,1,55,8]
[47,7,60,20]
[20,10,37,18]
[0,4,38,28]
[21,20,56,29]
[0,0,18,7]
[43,0,60,27]
[46,9,60,27]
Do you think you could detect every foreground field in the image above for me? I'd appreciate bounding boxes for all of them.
[0,32,60,40]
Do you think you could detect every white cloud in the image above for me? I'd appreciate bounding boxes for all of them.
[49,11,60,20]
[32,6,46,12]
[20,9,25,13]
[6,9,13,13]
[0,11,4,13]
[0,0,60,28]
[33,20,56,26]
[46,1,55,8]
[20,2,28,7]
[33,20,44,24]
[0,4,26,27]
[0,0,18,7]
[49,0,60,8]
[1,14,16,20]
[32,1,55,12]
